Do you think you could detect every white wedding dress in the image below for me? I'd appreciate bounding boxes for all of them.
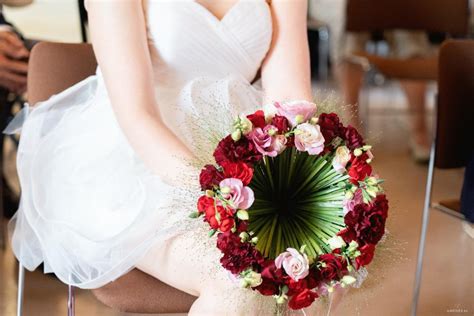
[8,0,275,301]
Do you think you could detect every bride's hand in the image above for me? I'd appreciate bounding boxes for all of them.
[87,1,195,180]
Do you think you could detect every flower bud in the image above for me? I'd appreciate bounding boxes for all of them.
[310,116,319,124]
[366,177,378,186]
[239,232,249,242]
[267,128,277,136]
[221,186,231,194]
[239,116,253,135]
[205,190,215,197]
[354,148,363,157]
[295,114,305,124]
[231,129,242,142]
[275,294,288,305]
[251,236,258,244]
[327,236,346,250]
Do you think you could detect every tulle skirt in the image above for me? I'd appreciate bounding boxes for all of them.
[7,72,263,289]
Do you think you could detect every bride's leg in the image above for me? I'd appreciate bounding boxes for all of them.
[136,227,274,316]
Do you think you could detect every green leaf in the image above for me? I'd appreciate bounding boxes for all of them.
[189,212,201,219]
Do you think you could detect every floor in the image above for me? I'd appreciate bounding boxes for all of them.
[0,82,472,316]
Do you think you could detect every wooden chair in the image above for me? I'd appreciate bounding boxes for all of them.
[17,42,196,315]
[412,40,474,315]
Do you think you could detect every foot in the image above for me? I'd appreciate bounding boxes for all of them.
[462,221,474,239]
[410,133,431,164]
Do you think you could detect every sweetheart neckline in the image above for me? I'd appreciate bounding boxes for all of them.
[190,0,250,24]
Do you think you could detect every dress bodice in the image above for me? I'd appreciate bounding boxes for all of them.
[145,0,273,87]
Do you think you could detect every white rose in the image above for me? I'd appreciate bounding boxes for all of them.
[332,146,351,173]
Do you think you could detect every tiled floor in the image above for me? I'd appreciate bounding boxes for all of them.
[0,83,472,316]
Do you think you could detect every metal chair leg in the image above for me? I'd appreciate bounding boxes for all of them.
[17,263,25,316]
[411,142,436,316]
[68,284,75,316]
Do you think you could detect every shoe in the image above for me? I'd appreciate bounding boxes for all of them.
[462,221,474,239]
[409,138,431,164]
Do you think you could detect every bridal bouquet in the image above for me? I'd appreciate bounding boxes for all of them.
[191,101,388,311]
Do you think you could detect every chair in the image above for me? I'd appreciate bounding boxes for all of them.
[17,42,196,315]
[344,0,470,130]
[412,40,474,315]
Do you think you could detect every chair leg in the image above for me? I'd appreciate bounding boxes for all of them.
[411,142,436,316]
[68,285,75,316]
[17,263,25,316]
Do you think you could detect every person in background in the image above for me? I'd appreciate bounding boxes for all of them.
[308,0,434,162]
[0,1,33,218]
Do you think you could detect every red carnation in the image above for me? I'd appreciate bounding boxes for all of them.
[217,232,265,274]
[318,113,345,144]
[317,253,348,282]
[348,154,372,184]
[344,194,388,245]
[271,115,290,133]
[247,110,266,129]
[288,289,319,310]
[344,125,365,150]
[214,135,262,165]
[197,195,214,213]
[221,161,254,185]
[356,244,375,268]
[199,165,223,190]
[204,204,234,232]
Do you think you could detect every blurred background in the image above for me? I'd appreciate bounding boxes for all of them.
[0,0,473,315]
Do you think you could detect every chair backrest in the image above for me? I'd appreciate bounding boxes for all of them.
[28,42,97,105]
[436,40,474,169]
[346,0,470,36]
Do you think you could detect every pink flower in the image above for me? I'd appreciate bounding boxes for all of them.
[294,123,325,155]
[220,178,255,210]
[275,248,309,281]
[274,101,317,127]
[272,135,288,154]
[343,189,363,215]
[332,146,351,173]
[249,125,278,157]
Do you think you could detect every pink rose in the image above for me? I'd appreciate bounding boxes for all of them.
[275,248,309,281]
[332,146,351,173]
[272,135,288,154]
[294,123,325,155]
[220,178,255,210]
[249,125,278,157]
[274,101,317,127]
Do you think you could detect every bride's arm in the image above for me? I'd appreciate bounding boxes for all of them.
[86,0,194,179]
[261,0,312,102]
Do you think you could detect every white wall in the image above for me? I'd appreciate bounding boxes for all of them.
[3,0,82,42]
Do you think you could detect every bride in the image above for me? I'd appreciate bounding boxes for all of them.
[9,0,317,314]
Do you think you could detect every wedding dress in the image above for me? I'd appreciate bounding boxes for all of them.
[8,0,275,302]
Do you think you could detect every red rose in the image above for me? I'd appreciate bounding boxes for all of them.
[348,154,372,184]
[247,110,266,129]
[256,261,286,296]
[344,125,365,150]
[288,289,319,310]
[199,165,223,190]
[286,278,310,296]
[271,115,290,133]
[318,113,345,144]
[204,204,233,231]
[214,135,262,165]
[219,217,235,233]
[197,195,214,213]
[356,244,375,268]
[317,253,348,282]
[344,195,388,245]
[221,161,254,185]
